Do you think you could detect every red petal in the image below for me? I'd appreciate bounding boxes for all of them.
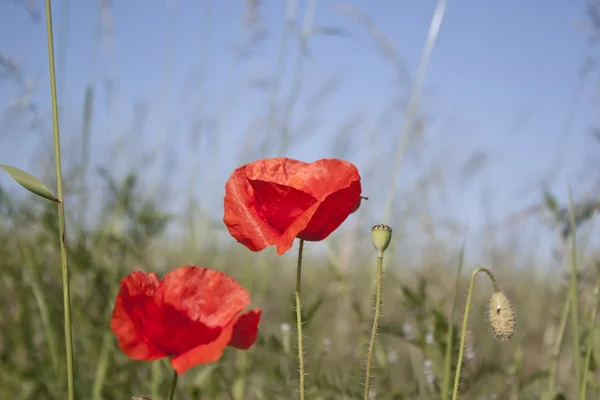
[248,179,317,232]
[143,303,223,356]
[240,157,308,182]
[284,159,361,200]
[228,309,261,349]
[110,271,168,361]
[298,180,362,241]
[275,201,320,255]
[170,317,236,375]
[157,267,251,328]
[223,165,284,252]
[275,180,362,254]
[170,309,257,375]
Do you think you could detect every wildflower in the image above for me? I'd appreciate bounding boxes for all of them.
[110,266,261,375]
[223,157,363,255]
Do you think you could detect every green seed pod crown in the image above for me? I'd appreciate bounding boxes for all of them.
[487,291,516,342]
[371,224,393,257]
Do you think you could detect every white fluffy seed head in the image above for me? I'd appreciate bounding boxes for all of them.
[487,291,516,342]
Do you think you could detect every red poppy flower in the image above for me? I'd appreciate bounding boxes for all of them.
[223,157,363,255]
[110,266,261,375]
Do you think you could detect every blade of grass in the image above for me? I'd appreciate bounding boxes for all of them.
[579,278,599,399]
[441,235,466,400]
[20,242,60,381]
[567,188,581,397]
[381,0,448,223]
[278,0,319,155]
[44,1,75,399]
[546,286,571,399]
[265,0,298,152]
[545,203,596,399]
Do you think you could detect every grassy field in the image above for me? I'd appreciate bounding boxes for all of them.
[1,178,599,400]
[1,1,600,399]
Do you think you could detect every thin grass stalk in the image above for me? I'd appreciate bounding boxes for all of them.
[452,267,499,400]
[167,369,179,400]
[78,86,94,225]
[279,0,318,155]
[90,319,114,400]
[216,366,237,400]
[441,237,466,400]
[151,361,162,400]
[91,264,122,400]
[153,0,178,197]
[234,241,257,400]
[381,0,447,223]
[265,0,298,152]
[579,279,600,399]
[78,0,102,226]
[545,209,597,398]
[295,238,306,400]
[19,241,60,380]
[6,194,62,382]
[44,1,75,399]
[546,289,571,398]
[410,345,426,399]
[186,0,212,246]
[567,190,581,395]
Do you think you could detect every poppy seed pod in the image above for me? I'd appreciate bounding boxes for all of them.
[371,224,392,257]
[487,291,516,342]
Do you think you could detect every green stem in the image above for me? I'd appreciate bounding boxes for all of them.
[546,290,571,399]
[441,239,466,400]
[295,239,306,400]
[151,361,162,400]
[217,366,237,400]
[579,280,600,400]
[44,2,75,400]
[452,267,499,400]
[567,190,581,395]
[167,369,179,400]
[363,255,384,400]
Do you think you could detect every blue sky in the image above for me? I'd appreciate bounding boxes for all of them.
[1,0,599,263]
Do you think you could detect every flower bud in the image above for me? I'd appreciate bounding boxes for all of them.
[371,224,393,257]
[487,291,516,342]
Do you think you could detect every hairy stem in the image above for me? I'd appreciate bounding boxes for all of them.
[363,255,384,400]
[44,1,75,399]
[295,239,306,400]
[452,267,499,400]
